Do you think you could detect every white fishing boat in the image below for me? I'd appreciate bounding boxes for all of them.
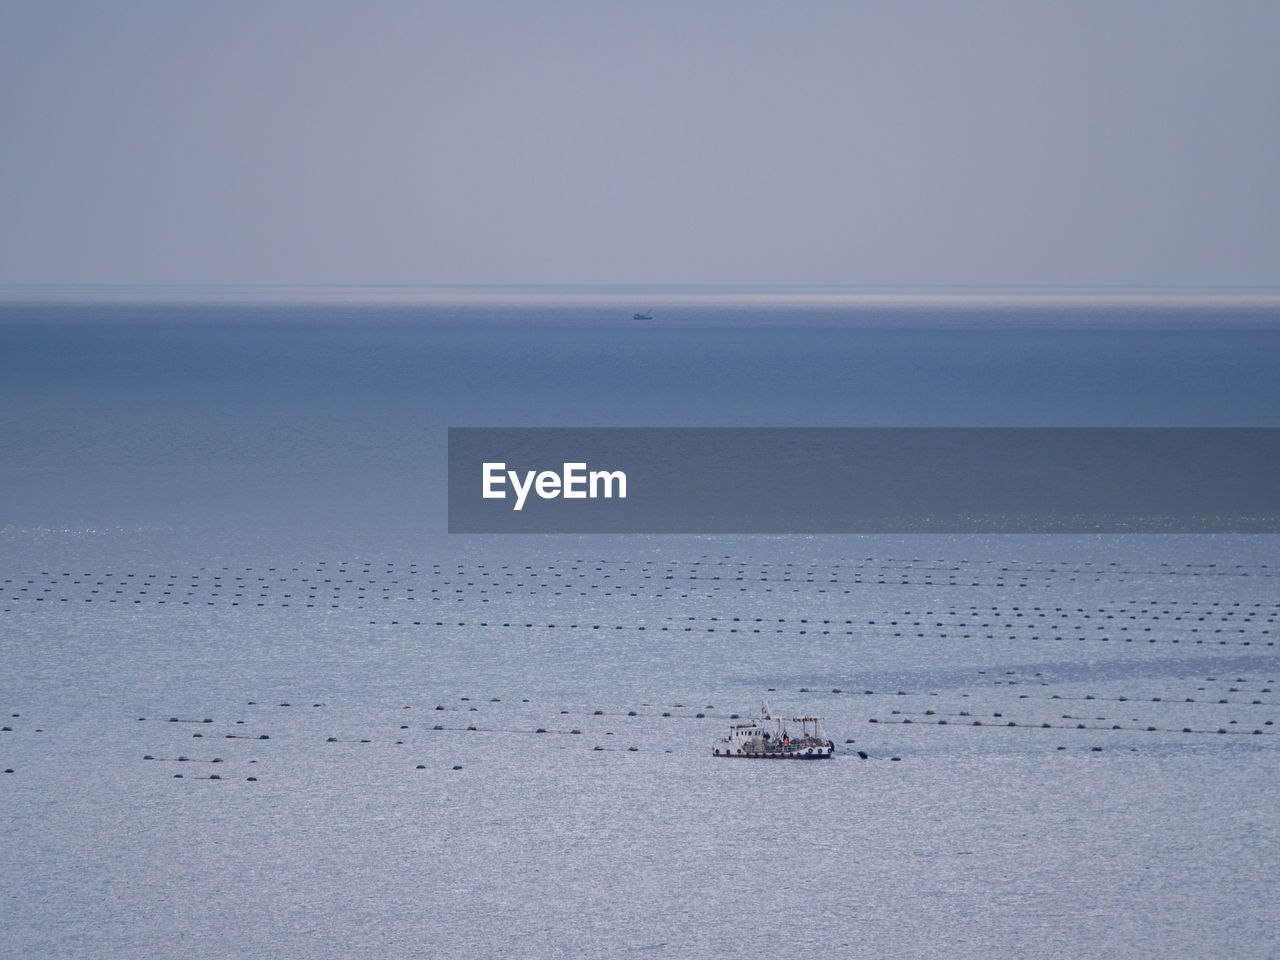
[712,702,834,759]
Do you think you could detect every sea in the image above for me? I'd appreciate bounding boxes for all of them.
[2,288,1278,958]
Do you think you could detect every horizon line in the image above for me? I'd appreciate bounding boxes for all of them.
[4,282,1280,305]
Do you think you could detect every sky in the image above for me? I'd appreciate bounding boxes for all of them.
[1,1,1278,288]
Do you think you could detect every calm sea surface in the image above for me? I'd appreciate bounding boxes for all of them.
[2,292,1278,958]
[2,293,1278,547]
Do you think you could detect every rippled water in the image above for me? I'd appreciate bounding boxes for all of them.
[2,295,1278,957]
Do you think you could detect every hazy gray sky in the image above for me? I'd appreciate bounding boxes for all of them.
[2,1,1277,287]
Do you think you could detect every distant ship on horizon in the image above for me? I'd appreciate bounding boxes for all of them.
[632,309,653,320]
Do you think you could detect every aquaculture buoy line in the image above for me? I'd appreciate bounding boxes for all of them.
[846,667,1280,746]
[3,556,1274,615]
[5,561,1275,653]
[11,551,1275,776]
[127,668,1280,785]
[866,715,1277,737]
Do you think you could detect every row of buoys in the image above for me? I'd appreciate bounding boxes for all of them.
[425,725,589,737]
[867,716,1274,735]
[1049,694,1276,704]
[172,774,258,780]
[5,562,1273,594]
[138,676,1277,732]
[10,578,1275,621]
[10,563,1274,602]
[12,556,1269,576]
